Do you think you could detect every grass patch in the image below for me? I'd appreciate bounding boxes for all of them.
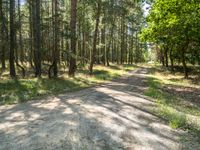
[0,64,136,105]
[144,66,200,141]
[145,77,187,129]
[0,78,87,105]
[158,105,187,129]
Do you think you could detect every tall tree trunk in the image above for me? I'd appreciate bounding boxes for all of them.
[125,25,128,64]
[28,0,34,68]
[164,46,169,67]
[101,25,106,66]
[181,48,188,79]
[96,30,100,64]
[169,48,174,71]
[120,17,125,64]
[82,31,86,65]
[135,31,139,63]
[18,0,23,63]
[181,39,189,79]
[50,0,59,78]
[9,0,16,78]
[33,0,42,77]
[106,24,114,66]
[89,0,101,75]
[68,0,77,77]
[0,0,6,69]
[160,47,165,66]
[130,23,134,64]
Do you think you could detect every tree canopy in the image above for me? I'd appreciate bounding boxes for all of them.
[0,0,146,78]
[141,0,200,78]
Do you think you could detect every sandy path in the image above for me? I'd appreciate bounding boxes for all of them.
[0,68,198,150]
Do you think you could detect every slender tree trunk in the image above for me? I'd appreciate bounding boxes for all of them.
[106,24,114,66]
[96,30,100,64]
[164,46,169,67]
[130,23,134,64]
[89,0,101,75]
[160,48,165,66]
[125,25,128,64]
[33,0,42,77]
[28,0,34,68]
[181,39,189,79]
[78,22,82,64]
[18,0,23,63]
[81,0,86,65]
[0,0,6,69]
[51,0,59,78]
[68,0,77,77]
[9,0,16,78]
[101,25,106,66]
[82,31,86,65]
[169,48,174,71]
[120,17,125,64]
[135,31,138,63]
[181,48,188,79]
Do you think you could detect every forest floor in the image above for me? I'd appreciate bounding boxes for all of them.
[0,66,200,149]
[0,65,135,105]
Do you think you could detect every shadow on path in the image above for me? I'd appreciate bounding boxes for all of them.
[0,68,199,150]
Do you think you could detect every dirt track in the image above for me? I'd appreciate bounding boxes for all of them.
[0,68,199,150]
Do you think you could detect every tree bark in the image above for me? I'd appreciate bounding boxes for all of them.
[50,0,59,78]
[33,0,42,77]
[101,25,106,66]
[120,16,125,64]
[181,48,188,79]
[181,41,189,79]
[164,46,169,67]
[9,0,16,78]
[169,48,174,72]
[89,0,101,75]
[28,0,34,69]
[0,0,6,69]
[68,0,77,77]
[18,0,24,63]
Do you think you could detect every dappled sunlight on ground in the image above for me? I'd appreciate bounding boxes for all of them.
[0,68,199,149]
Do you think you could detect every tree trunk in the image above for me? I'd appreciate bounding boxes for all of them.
[135,31,138,63]
[97,30,100,64]
[28,0,34,69]
[181,48,188,79]
[101,26,106,66]
[0,0,6,69]
[33,0,42,77]
[120,16,125,64]
[18,0,24,63]
[9,0,16,78]
[50,0,59,78]
[160,47,165,66]
[164,46,169,67]
[82,31,86,65]
[181,40,189,79]
[68,0,77,77]
[89,0,101,75]
[130,23,134,64]
[169,48,174,72]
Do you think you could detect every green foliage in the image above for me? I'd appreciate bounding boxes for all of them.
[141,0,200,43]
[140,0,200,71]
